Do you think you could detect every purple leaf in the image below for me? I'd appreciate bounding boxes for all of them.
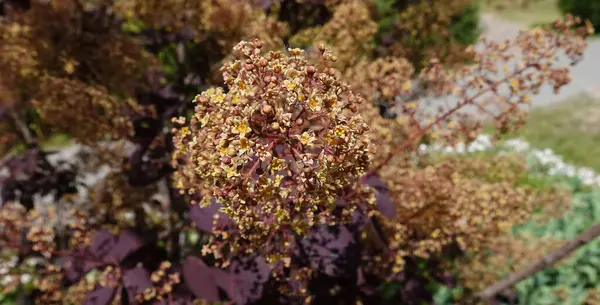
[217,255,270,305]
[374,188,396,219]
[84,285,117,305]
[122,267,152,303]
[189,198,232,233]
[182,256,222,302]
[107,230,143,263]
[298,225,354,276]
[90,230,143,264]
[61,252,103,282]
[151,296,194,305]
[356,268,365,286]
[363,174,387,191]
[90,230,117,262]
[364,174,396,219]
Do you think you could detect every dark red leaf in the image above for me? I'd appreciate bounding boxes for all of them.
[149,293,195,305]
[182,256,221,302]
[298,225,355,276]
[363,174,387,191]
[84,285,117,305]
[364,174,396,218]
[90,230,143,264]
[90,230,117,262]
[122,267,152,303]
[356,268,365,286]
[61,252,103,282]
[216,255,270,305]
[374,188,396,219]
[189,198,232,233]
[108,230,143,263]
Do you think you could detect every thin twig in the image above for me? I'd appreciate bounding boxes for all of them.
[9,109,34,147]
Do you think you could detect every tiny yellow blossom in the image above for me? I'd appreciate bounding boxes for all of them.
[236,137,253,155]
[233,119,251,135]
[308,96,322,112]
[297,92,306,101]
[63,60,77,74]
[283,78,299,91]
[333,125,345,138]
[401,80,411,91]
[298,131,316,146]
[269,158,286,172]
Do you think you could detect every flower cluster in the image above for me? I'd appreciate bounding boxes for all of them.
[0,0,595,303]
[0,19,39,99]
[33,77,133,143]
[202,0,288,53]
[345,56,414,106]
[459,233,560,291]
[173,40,374,257]
[374,155,539,274]
[20,0,155,96]
[293,1,378,70]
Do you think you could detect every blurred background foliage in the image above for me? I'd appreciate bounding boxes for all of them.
[1,0,599,304]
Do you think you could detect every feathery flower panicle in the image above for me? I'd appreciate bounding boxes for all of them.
[33,77,133,144]
[173,39,374,259]
[292,1,378,70]
[345,56,414,105]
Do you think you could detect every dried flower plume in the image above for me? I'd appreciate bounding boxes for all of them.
[173,40,374,255]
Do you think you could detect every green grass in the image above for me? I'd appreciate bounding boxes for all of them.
[6,132,72,156]
[41,133,72,149]
[482,0,562,26]
[505,94,600,172]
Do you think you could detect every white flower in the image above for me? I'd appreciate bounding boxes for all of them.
[474,134,492,149]
[8,256,18,268]
[412,134,600,188]
[122,211,136,222]
[455,142,466,154]
[504,138,530,152]
[25,257,42,267]
[565,166,576,177]
[467,142,485,152]
[20,273,32,284]
[1,275,14,286]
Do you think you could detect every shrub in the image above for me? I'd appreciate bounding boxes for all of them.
[374,0,482,70]
[0,0,594,304]
[448,0,482,46]
[558,0,600,32]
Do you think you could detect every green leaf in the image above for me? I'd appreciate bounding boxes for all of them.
[578,265,598,283]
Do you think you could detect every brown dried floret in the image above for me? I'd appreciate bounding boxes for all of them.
[33,77,133,144]
[295,1,378,71]
[458,233,560,291]
[371,155,538,275]
[345,56,414,105]
[201,0,288,53]
[0,21,39,94]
